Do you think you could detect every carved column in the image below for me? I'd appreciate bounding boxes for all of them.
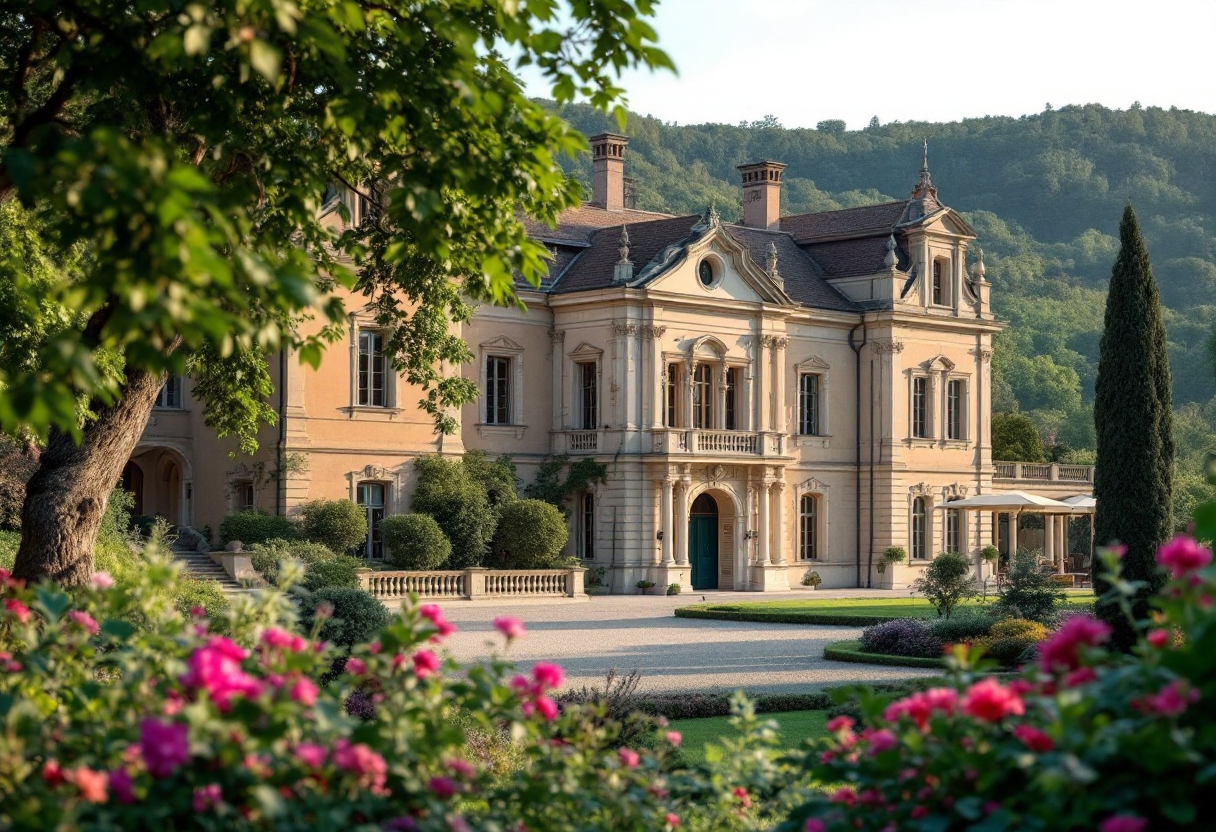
[683,359,695,430]
[771,480,786,564]
[716,365,728,430]
[648,326,666,429]
[623,322,639,430]
[773,337,788,436]
[551,330,565,435]
[659,476,674,565]
[674,476,690,565]
[1044,514,1056,573]
[1008,512,1019,556]
[757,476,770,565]
[754,334,768,432]
[347,314,359,409]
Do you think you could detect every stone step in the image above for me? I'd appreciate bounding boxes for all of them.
[169,550,244,592]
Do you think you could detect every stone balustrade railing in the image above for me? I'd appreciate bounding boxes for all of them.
[993,461,1094,484]
[357,566,586,601]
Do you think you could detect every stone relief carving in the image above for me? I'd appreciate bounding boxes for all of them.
[362,464,387,480]
[550,329,566,344]
[871,339,905,355]
[796,476,830,494]
[943,483,970,500]
[908,481,933,497]
[642,325,667,341]
[611,322,640,337]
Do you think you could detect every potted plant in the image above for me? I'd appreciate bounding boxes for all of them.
[636,579,656,595]
[982,545,1000,569]
[665,582,681,596]
[801,570,822,589]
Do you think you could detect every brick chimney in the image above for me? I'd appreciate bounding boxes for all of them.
[590,133,629,210]
[738,160,786,230]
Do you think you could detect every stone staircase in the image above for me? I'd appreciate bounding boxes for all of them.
[170,540,245,593]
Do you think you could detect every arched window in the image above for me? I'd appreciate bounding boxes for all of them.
[356,481,386,560]
[912,497,928,560]
[799,494,818,561]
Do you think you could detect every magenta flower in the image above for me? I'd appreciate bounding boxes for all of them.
[296,743,327,769]
[961,678,1025,722]
[448,759,476,779]
[1147,629,1171,648]
[865,728,897,755]
[419,604,456,639]
[1100,816,1148,832]
[883,687,958,730]
[1013,724,1055,752]
[333,739,388,794]
[68,610,100,636]
[1038,616,1112,673]
[180,636,262,709]
[345,657,368,676]
[1157,535,1212,579]
[493,616,527,641]
[532,662,564,691]
[428,775,457,799]
[664,813,680,828]
[618,748,640,768]
[536,696,559,721]
[139,718,190,777]
[192,783,222,812]
[289,677,318,706]
[413,650,440,678]
[665,730,682,747]
[109,768,137,804]
[804,821,827,832]
[261,627,307,653]
[91,571,115,589]
[826,715,854,733]
[4,598,31,624]
[1136,680,1200,716]
[829,786,857,806]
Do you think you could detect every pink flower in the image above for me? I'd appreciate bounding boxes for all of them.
[911,805,929,819]
[1136,680,1200,716]
[883,687,958,730]
[1100,815,1148,832]
[71,767,108,803]
[333,739,388,794]
[345,657,367,676]
[732,787,752,808]
[4,598,30,624]
[261,627,307,653]
[429,776,457,799]
[536,696,558,721]
[1105,543,1127,560]
[91,571,115,589]
[866,729,897,755]
[829,786,857,806]
[1038,616,1112,673]
[0,650,22,673]
[295,743,327,769]
[618,748,640,768]
[1013,725,1055,752]
[192,783,222,812]
[493,616,527,641]
[532,662,564,691]
[1157,535,1212,579]
[1065,667,1098,688]
[1147,629,1171,648]
[140,718,190,777]
[665,813,680,828]
[448,759,477,779]
[826,715,854,733]
[419,604,456,639]
[190,606,207,618]
[68,610,100,636]
[289,677,318,707]
[413,650,440,678]
[804,821,826,832]
[180,636,262,709]
[665,731,682,746]
[961,678,1025,722]
[314,601,334,620]
[42,760,66,786]
[109,768,137,804]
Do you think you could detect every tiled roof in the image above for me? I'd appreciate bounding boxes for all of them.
[780,201,910,240]
[801,235,911,279]
[521,204,674,245]
[728,226,857,312]
[551,215,703,293]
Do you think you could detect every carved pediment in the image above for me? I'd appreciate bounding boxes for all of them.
[568,341,603,359]
[797,476,830,494]
[796,355,830,372]
[924,355,956,372]
[944,483,970,500]
[689,335,728,359]
[480,335,524,353]
[909,482,933,497]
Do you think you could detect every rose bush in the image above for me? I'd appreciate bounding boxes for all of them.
[782,535,1216,832]
[0,547,804,831]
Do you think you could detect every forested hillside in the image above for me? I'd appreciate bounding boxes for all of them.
[547,101,1216,515]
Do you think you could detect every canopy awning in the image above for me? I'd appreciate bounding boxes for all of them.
[1060,494,1096,515]
[933,491,1076,514]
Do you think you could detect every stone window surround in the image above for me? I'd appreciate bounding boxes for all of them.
[906,356,966,444]
[343,311,403,419]
[793,476,830,562]
[477,335,526,438]
[943,374,972,444]
[793,354,831,446]
[660,336,746,431]
[568,342,604,431]
[908,483,934,561]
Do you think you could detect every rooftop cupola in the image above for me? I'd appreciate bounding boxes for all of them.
[911,138,937,200]
[589,132,629,211]
[737,160,786,230]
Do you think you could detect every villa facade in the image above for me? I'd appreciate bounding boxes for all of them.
[128,135,1023,592]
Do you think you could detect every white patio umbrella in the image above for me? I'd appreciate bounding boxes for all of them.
[933,492,1076,572]
[1060,494,1097,563]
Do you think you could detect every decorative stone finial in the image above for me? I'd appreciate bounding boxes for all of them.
[612,225,634,283]
[971,246,987,282]
[617,225,631,264]
[911,138,937,199]
[692,201,722,232]
[766,240,783,288]
[884,234,899,269]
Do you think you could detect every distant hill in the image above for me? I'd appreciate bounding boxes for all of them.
[544,101,1216,458]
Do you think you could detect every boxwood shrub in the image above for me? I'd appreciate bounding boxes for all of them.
[298,499,368,555]
[490,498,569,569]
[218,510,298,546]
[248,538,335,585]
[380,513,451,570]
[298,586,390,648]
[301,555,364,592]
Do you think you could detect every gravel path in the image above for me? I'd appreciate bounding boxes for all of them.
[424,592,937,694]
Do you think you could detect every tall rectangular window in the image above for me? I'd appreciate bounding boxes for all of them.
[798,374,820,435]
[578,362,598,430]
[931,260,944,305]
[358,331,387,407]
[692,365,712,429]
[724,368,738,430]
[912,497,928,560]
[356,482,386,560]
[580,492,595,559]
[799,494,818,560]
[155,376,183,409]
[947,379,964,440]
[234,480,254,512]
[912,377,928,438]
[665,364,680,428]
[486,356,511,424]
[946,508,962,554]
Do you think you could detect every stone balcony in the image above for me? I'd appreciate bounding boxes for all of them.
[553,428,785,457]
[993,460,1094,500]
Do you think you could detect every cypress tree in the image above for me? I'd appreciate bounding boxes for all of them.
[1093,204,1174,649]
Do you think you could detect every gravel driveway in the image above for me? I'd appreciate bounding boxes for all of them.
[424,592,937,694]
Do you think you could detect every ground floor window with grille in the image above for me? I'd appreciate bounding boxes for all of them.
[580,492,595,559]
[946,507,962,554]
[799,494,819,560]
[357,481,386,559]
[912,497,928,560]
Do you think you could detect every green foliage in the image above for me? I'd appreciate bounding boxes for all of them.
[981,545,1001,564]
[1094,205,1174,648]
[98,487,136,544]
[911,552,977,619]
[218,511,297,547]
[525,455,609,510]
[298,587,390,649]
[992,411,1047,462]
[460,451,518,512]
[995,550,1067,622]
[882,546,907,565]
[171,576,230,622]
[300,555,363,592]
[490,499,570,569]
[299,499,368,556]
[411,456,496,569]
[248,538,334,586]
[666,583,681,596]
[928,609,994,643]
[380,514,451,571]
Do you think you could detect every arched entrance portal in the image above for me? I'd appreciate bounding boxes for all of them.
[125,445,192,527]
[689,493,720,590]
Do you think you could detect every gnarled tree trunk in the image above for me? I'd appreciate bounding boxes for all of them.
[13,366,165,586]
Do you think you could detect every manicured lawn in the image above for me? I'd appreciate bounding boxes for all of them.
[670,710,829,766]
[675,594,1094,626]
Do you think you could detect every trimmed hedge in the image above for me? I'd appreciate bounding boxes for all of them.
[380,513,451,570]
[823,639,946,669]
[297,587,390,649]
[301,555,364,592]
[490,499,569,569]
[248,538,335,585]
[219,510,298,546]
[630,692,834,721]
[674,606,909,627]
[299,499,368,555]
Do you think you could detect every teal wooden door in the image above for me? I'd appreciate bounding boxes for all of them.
[690,515,719,590]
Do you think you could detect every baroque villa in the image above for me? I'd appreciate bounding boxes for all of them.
[126,135,1092,591]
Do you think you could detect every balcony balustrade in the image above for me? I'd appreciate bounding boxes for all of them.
[993,461,1094,484]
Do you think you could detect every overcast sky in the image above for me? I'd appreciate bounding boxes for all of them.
[519,0,1216,128]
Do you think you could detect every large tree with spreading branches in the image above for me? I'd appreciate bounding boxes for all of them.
[1093,204,1174,648]
[0,0,671,584]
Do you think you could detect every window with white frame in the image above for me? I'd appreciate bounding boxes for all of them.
[357,331,388,407]
[692,364,713,429]
[155,376,183,409]
[798,374,820,435]
[579,492,595,559]
[799,494,819,560]
[911,497,929,560]
[665,363,681,428]
[485,356,512,425]
[945,507,962,554]
[578,361,598,430]
[912,377,929,438]
[724,368,738,430]
[947,379,965,440]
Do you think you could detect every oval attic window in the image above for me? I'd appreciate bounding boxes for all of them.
[698,259,716,288]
